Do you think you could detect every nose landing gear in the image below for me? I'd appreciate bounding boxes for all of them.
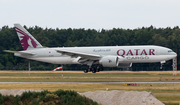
[160,61,166,69]
[160,64,163,69]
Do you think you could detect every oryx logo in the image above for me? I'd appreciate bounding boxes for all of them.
[108,59,112,63]
[15,27,37,50]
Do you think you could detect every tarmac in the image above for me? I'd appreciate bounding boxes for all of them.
[0,82,180,83]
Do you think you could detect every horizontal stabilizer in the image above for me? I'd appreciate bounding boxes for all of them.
[4,50,35,55]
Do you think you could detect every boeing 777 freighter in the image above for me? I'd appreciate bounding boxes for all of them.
[4,24,177,73]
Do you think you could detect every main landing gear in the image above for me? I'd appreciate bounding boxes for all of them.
[84,67,103,73]
[84,62,103,73]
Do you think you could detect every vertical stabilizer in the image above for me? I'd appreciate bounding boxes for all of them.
[14,24,43,50]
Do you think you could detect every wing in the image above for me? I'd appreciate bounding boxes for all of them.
[55,49,101,64]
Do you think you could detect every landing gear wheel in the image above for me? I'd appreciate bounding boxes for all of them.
[91,68,96,73]
[84,69,88,73]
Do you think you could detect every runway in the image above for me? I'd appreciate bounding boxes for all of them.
[0,82,180,83]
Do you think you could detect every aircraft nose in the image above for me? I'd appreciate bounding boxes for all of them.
[166,49,177,60]
[168,51,177,59]
[173,52,177,57]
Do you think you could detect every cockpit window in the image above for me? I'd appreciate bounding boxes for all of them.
[168,50,173,52]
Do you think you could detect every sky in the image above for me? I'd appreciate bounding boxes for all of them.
[0,0,180,30]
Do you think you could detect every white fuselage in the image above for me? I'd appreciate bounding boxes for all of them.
[15,45,177,64]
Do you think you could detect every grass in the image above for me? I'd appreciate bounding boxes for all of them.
[0,71,179,82]
[0,70,179,104]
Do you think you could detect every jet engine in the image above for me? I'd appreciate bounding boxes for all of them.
[99,56,132,68]
[99,56,119,67]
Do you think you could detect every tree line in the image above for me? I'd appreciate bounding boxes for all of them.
[0,25,179,70]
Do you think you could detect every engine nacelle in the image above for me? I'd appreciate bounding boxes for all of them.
[99,56,132,68]
[118,63,132,68]
[99,56,119,67]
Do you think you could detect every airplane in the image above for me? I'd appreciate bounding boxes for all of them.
[4,24,177,73]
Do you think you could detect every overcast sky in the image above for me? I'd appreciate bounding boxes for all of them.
[0,0,180,30]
